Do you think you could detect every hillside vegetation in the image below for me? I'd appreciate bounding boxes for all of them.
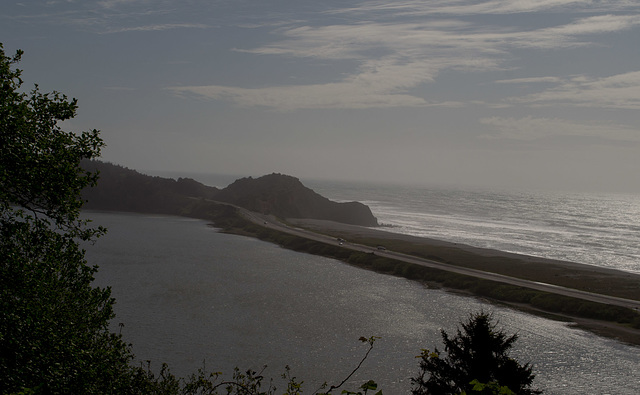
[81,160,378,227]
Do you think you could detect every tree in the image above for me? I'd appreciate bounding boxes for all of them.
[411,312,541,395]
[0,42,140,394]
[0,43,382,395]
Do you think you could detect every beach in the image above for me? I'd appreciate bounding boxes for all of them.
[278,217,640,345]
[286,218,640,297]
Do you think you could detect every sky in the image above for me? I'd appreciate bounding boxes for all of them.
[3,0,640,193]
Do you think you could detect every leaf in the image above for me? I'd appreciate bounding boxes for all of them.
[360,380,378,390]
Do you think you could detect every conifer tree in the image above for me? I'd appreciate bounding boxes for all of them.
[411,312,541,395]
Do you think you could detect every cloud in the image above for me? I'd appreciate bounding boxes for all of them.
[104,23,209,33]
[175,6,640,110]
[332,0,640,17]
[5,1,207,34]
[509,71,640,109]
[169,84,424,110]
[548,14,640,35]
[470,14,640,51]
[97,0,142,9]
[479,116,640,143]
[495,77,562,84]
[168,69,465,111]
[22,0,635,111]
[169,44,476,110]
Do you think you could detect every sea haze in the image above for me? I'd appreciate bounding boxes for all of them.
[88,211,640,394]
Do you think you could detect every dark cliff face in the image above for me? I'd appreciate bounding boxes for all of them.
[81,162,378,227]
[216,173,379,227]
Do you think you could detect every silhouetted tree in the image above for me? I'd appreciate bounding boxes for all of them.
[411,312,541,395]
[0,43,381,395]
[0,42,142,393]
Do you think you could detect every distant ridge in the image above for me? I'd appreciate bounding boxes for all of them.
[81,160,378,227]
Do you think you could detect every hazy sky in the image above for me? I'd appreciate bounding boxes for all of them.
[3,0,640,192]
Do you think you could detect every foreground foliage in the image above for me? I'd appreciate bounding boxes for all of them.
[0,42,138,393]
[411,312,541,395]
[0,43,384,395]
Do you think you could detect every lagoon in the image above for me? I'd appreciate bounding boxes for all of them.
[88,211,640,394]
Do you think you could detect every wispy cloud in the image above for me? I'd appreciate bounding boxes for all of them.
[331,0,639,17]
[104,23,209,33]
[495,77,562,84]
[169,78,464,111]
[518,14,640,49]
[97,0,143,9]
[17,0,639,111]
[6,1,207,34]
[171,4,640,110]
[480,116,640,143]
[509,71,640,109]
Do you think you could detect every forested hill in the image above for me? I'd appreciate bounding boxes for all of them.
[80,160,219,215]
[216,173,379,226]
[81,160,379,227]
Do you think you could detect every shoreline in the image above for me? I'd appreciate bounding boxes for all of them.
[289,218,635,275]
[87,205,640,346]
[226,212,640,346]
[289,219,640,345]
[286,218,640,302]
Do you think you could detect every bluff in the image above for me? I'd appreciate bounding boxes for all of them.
[81,161,378,227]
[215,173,378,227]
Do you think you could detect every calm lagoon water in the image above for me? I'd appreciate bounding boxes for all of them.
[88,211,640,394]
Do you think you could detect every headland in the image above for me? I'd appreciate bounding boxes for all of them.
[80,160,640,345]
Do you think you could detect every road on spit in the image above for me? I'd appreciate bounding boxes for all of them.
[239,209,640,312]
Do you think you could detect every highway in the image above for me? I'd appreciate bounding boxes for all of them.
[239,209,640,312]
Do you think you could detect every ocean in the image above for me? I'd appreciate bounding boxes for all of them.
[303,179,640,274]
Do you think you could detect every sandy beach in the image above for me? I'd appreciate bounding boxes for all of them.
[287,218,640,283]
